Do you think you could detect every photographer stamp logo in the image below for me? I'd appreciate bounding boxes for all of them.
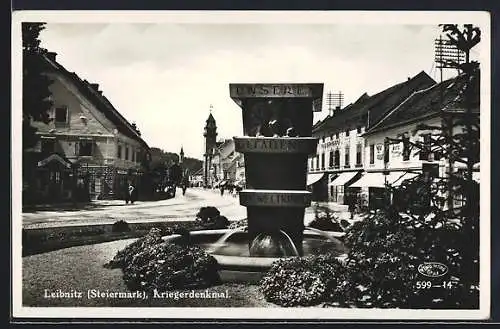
[417,262,449,278]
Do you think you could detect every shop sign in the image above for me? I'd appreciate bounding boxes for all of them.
[320,139,340,150]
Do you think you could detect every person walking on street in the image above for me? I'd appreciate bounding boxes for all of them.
[182,183,187,196]
[124,182,130,204]
[347,193,355,220]
[128,182,135,204]
[220,185,225,196]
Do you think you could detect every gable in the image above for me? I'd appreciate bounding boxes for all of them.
[37,153,73,169]
[30,72,116,136]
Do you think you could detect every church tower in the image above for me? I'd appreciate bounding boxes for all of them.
[203,106,217,186]
[179,146,185,164]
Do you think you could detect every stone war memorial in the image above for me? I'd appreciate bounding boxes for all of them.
[230,83,323,256]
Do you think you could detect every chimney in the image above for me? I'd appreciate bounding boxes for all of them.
[46,52,57,61]
[90,83,100,92]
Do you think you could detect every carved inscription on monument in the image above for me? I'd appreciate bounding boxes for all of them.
[230,84,318,98]
[234,137,318,154]
[239,191,312,207]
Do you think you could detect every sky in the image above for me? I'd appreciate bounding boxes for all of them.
[38,22,472,160]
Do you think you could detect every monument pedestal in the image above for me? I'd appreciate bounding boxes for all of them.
[230,83,323,257]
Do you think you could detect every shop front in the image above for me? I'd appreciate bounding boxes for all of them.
[349,171,419,210]
[328,171,362,204]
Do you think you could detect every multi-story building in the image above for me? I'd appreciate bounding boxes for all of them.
[211,138,235,185]
[355,69,480,209]
[308,71,436,203]
[24,51,151,203]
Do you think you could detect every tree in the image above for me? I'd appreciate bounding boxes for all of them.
[22,22,53,149]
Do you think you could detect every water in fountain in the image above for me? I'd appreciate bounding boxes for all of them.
[248,230,300,257]
[205,225,347,258]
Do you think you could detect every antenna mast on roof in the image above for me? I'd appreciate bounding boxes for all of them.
[434,35,465,83]
[326,91,344,116]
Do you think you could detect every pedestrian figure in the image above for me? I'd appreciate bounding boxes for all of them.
[347,193,356,220]
[220,185,225,196]
[182,184,187,196]
[128,183,135,204]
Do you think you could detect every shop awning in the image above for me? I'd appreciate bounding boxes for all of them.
[350,172,417,188]
[307,173,325,186]
[328,172,359,186]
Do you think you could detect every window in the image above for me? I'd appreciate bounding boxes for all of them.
[357,126,362,134]
[55,107,68,124]
[345,129,350,137]
[420,134,431,160]
[77,139,93,156]
[41,138,56,154]
[321,153,325,169]
[344,146,350,167]
[369,144,375,164]
[356,144,362,166]
[329,151,334,168]
[125,147,129,160]
[334,150,340,168]
[117,145,122,159]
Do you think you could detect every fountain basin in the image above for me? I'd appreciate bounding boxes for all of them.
[162,228,347,283]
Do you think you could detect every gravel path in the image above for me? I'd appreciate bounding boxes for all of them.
[22,239,275,307]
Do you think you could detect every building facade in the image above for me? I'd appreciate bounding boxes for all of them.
[357,70,480,209]
[308,71,437,203]
[24,51,151,203]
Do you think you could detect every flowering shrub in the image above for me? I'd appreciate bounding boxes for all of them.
[105,227,221,292]
[326,205,479,309]
[112,220,131,233]
[260,253,344,307]
[105,227,163,269]
[194,206,229,229]
[309,205,343,232]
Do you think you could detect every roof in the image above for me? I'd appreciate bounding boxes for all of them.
[206,113,216,123]
[365,69,480,135]
[313,71,436,134]
[39,52,150,151]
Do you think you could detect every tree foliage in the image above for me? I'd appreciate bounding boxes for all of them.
[22,22,53,149]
